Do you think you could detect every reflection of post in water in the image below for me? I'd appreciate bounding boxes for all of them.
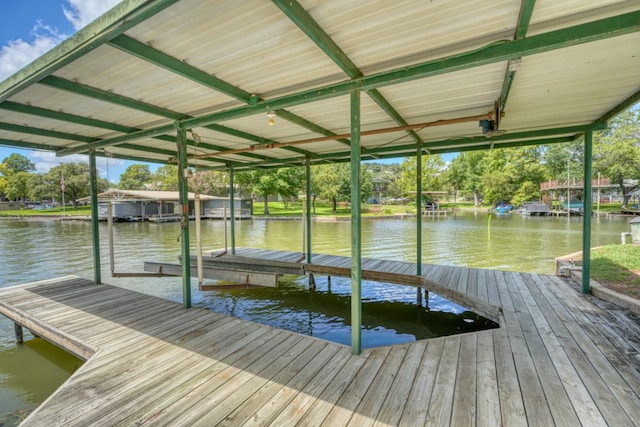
[416,287,429,309]
[327,276,332,293]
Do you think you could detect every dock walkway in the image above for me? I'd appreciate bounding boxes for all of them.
[1,259,639,425]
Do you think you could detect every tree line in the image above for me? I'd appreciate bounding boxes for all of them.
[1,109,638,210]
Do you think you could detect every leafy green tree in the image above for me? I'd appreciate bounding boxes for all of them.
[2,153,35,173]
[274,167,305,209]
[4,171,32,201]
[313,163,372,212]
[27,174,49,202]
[189,170,229,196]
[43,162,106,208]
[593,109,640,208]
[119,164,152,190]
[447,151,488,206]
[152,165,179,191]
[396,155,446,200]
[236,170,279,214]
[313,164,345,212]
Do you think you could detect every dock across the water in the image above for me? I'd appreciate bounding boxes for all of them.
[1,259,640,425]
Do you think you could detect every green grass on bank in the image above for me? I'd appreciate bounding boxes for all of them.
[0,206,91,216]
[588,244,640,299]
[252,201,416,216]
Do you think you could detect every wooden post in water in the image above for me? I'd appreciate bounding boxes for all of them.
[229,166,236,255]
[176,124,191,308]
[14,323,23,344]
[416,287,423,307]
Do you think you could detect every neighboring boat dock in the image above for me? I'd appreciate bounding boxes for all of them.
[1,257,639,425]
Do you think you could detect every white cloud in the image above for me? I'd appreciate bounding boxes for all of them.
[0,1,123,81]
[30,151,125,181]
[63,0,122,31]
[0,22,67,81]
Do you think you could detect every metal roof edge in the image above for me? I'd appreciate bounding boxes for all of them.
[0,0,178,103]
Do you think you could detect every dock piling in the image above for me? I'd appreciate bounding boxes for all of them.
[14,323,23,344]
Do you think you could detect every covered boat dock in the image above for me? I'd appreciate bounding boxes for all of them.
[0,0,639,424]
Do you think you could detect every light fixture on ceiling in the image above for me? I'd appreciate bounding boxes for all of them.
[267,111,276,126]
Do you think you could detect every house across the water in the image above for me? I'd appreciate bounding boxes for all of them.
[82,189,252,221]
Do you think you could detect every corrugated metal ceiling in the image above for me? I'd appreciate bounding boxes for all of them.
[0,0,638,170]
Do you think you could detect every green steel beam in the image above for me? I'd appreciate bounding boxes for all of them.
[596,88,640,124]
[500,0,536,111]
[108,36,317,158]
[176,125,191,308]
[416,142,422,276]
[0,101,134,133]
[515,0,537,40]
[0,0,180,102]
[272,0,360,76]
[0,122,97,143]
[275,109,350,148]
[53,11,640,156]
[109,35,252,103]
[306,158,312,263]
[88,150,101,284]
[273,0,423,145]
[582,130,593,294]
[41,75,187,120]
[0,139,61,151]
[1,100,270,162]
[350,88,362,356]
[229,166,236,255]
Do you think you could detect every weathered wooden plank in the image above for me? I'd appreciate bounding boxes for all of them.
[60,325,283,426]
[502,309,555,425]
[475,330,501,427]
[398,338,445,426]
[110,327,290,427]
[320,347,392,426]
[147,334,307,427]
[347,344,411,426]
[530,277,640,423]
[494,270,515,311]
[206,341,340,426]
[519,274,610,425]
[492,326,527,426]
[257,348,353,427]
[424,336,461,426]
[476,268,489,303]
[451,333,477,426]
[294,351,368,426]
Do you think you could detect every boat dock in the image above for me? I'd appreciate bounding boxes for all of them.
[1,260,639,425]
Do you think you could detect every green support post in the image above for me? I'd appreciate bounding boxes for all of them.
[350,88,362,355]
[416,143,422,276]
[229,166,236,255]
[88,150,101,284]
[306,158,312,263]
[582,129,593,294]
[176,125,191,308]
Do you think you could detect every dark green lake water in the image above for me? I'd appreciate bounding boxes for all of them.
[0,211,630,424]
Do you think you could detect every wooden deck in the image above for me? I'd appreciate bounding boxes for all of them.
[1,259,640,425]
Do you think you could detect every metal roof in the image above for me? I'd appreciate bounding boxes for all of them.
[0,0,639,171]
